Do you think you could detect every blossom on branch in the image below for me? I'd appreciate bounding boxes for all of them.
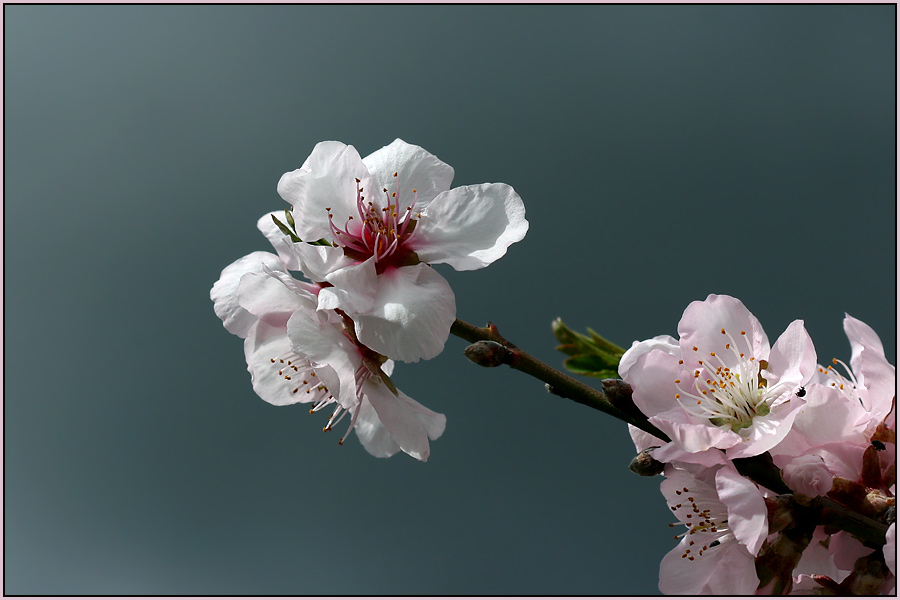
[276,138,528,362]
[619,294,817,462]
[658,462,767,594]
[211,248,445,461]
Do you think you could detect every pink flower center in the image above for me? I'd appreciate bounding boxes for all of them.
[326,172,421,272]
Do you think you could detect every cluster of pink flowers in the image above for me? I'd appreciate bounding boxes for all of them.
[621,294,895,594]
[211,139,528,460]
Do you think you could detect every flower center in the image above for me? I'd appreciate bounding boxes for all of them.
[326,172,421,271]
[668,483,734,561]
[674,328,779,432]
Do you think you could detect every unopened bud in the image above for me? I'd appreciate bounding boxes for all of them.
[843,552,891,595]
[463,341,510,368]
[765,494,797,534]
[601,379,646,422]
[628,448,664,476]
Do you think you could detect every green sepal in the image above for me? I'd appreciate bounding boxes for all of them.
[378,367,399,396]
[308,238,333,247]
[553,317,626,379]
[284,208,295,228]
[271,214,302,243]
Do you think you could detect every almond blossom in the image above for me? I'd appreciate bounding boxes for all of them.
[619,294,817,461]
[275,138,528,363]
[211,247,445,460]
[658,462,767,594]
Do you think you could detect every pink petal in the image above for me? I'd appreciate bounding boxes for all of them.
[679,294,769,374]
[764,319,817,389]
[716,465,768,555]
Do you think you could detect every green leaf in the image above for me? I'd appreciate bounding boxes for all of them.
[553,317,626,379]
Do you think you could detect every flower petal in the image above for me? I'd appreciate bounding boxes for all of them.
[716,465,768,555]
[362,138,455,211]
[286,306,361,409]
[619,334,679,380]
[277,141,369,241]
[726,396,806,459]
[257,211,301,270]
[243,320,306,406]
[885,523,896,577]
[413,183,528,271]
[353,264,456,362]
[352,400,401,458]
[291,241,353,283]
[844,313,886,373]
[651,412,743,454]
[679,294,769,374]
[235,271,315,328]
[211,251,285,338]
[763,319,816,390]
[624,347,685,420]
[363,381,446,461]
[317,258,377,315]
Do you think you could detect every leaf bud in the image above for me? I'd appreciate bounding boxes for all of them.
[463,341,510,368]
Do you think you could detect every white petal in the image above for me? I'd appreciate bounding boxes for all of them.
[352,400,401,458]
[286,306,361,409]
[257,211,301,270]
[277,141,369,241]
[317,258,377,315]
[235,271,315,327]
[363,381,445,461]
[354,264,456,363]
[211,251,284,338]
[243,321,306,406]
[362,138,454,211]
[292,241,353,283]
[414,183,528,271]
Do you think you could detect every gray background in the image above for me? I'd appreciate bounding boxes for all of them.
[5,5,895,595]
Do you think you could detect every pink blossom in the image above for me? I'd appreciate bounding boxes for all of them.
[620,294,817,460]
[658,462,767,594]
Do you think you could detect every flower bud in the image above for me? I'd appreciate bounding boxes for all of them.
[463,340,510,368]
[628,448,664,476]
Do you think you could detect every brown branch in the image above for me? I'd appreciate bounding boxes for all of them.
[450,318,669,441]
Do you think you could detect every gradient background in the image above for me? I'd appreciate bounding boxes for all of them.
[4,5,895,595]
